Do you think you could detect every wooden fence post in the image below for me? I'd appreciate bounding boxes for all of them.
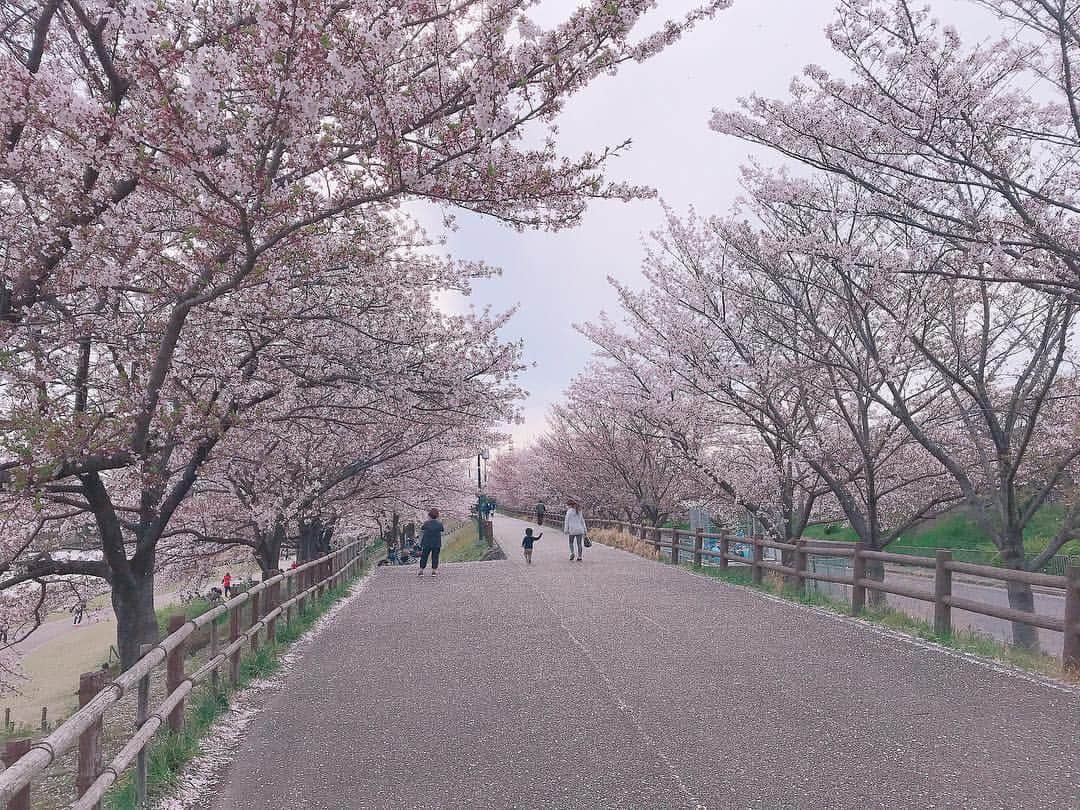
[651,526,660,555]
[1064,565,1080,671]
[166,614,186,733]
[266,582,278,646]
[210,614,219,689]
[719,534,729,571]
[851,543,866,616]
[3,738,31,810]
[136,643,151,808]
[249,590,261,653]
[76,669,106,807]
[694,528,703,567]
[751,536,763,585]
[671,529,680,566]
[229,603,242,685]
[794,540,807,592]
[934,550,953,637]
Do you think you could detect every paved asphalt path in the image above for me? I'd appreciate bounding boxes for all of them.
[211,515,1079,809]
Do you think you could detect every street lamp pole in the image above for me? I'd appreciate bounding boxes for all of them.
[477,448,490,546]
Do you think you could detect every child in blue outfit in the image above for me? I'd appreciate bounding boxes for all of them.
[522,528,543,564]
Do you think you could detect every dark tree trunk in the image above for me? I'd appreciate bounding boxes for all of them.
[81,471,160,672]
[298,519,320,562]
[112,569,159,671]
[298,518,335,561]
[864,558,887,608]
[256,522,286,579]
[1001,547,1040,651]
[781,548,798,590]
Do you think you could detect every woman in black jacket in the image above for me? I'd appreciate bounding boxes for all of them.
[418,508,444,577]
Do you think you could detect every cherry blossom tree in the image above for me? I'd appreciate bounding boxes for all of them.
[537,362,699,525]
[712,0,1080,297]
[701,173,1080,642]
[487,446,541,512]
[580,201,961,600]
[0,0,730,672]
[582,213,834,548]
[0,229,521,667]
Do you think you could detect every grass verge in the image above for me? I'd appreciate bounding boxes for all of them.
[440,520,493,563]
[802,505,1080,560]
[104,562,372,810]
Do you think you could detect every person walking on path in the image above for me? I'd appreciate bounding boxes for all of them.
[522,528,543,564]
[223,572,233,598]
[418,508,444,577]
[563,500,587,562]
[535,501,546,525]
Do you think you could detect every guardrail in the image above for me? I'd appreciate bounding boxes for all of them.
[0,540,373,810]
[507,510,1080,670]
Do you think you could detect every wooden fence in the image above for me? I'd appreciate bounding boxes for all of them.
[512,509,1080,671]
[0,540,374,810]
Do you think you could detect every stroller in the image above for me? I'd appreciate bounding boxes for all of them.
[382,546,417,566]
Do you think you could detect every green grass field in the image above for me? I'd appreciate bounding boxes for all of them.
[801,504,1080,561]
[439,520,492,563]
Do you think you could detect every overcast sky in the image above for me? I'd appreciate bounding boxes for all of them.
[419,0,993,447]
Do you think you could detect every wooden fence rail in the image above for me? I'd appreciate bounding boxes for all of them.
[0,540,374,810]
[508,509,1080,671]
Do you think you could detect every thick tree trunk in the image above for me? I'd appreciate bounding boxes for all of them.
[298,518,335,562]
[864,558,887,608]
[781,548,798,590]
[112,570,159,671]
[1001,547,1040,651]
[298,520,319,562]
[256,522,286,578]
[1005,580,1040,651]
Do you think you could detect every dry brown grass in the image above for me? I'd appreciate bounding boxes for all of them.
[590,528,659,560]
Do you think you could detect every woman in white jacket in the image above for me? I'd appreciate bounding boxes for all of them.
[563,500,587,561]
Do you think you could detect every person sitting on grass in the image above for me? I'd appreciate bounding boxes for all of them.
[522,528,543,565]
